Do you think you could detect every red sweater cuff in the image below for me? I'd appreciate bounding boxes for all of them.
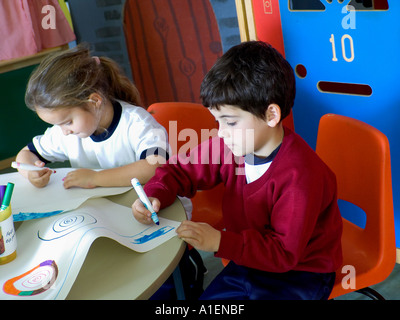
[144,182,177,209]
[215,230,244,263]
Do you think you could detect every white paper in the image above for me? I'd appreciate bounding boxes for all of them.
[0,198,180,300]
[0,168,131,221]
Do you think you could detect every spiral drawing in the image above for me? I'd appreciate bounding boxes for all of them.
[3,260,58,296]
[38,212,97,241]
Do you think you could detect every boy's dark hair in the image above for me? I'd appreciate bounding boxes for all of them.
[200,41,295,121]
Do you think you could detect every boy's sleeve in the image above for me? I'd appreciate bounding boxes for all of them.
[144,137,225,209]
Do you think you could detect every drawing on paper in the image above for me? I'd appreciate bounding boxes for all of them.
[0,168,131,222]
[132,226,174,244]
[13,210,64,222]
[0,198,181,300]
[3,260,58,296]
[38,213,97,241]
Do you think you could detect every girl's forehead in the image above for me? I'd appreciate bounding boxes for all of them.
[36,107,73,124]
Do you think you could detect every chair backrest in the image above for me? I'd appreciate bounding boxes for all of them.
[147,102,219,156]
[316,114,396,297]
[147,102,224,229]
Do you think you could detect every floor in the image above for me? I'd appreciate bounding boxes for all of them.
[199,250,400,300]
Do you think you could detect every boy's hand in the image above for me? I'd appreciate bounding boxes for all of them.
[27,168,52,188]
[132,197,160,224]
[63,169,97,189]
[176,220,221,252]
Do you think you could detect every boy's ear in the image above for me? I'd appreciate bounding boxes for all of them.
[265,104,281,127]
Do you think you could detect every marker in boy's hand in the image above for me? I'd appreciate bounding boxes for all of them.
[131,178,160,225]
[132,196,161,225]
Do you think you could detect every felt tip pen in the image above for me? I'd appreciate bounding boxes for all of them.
[0,182,14,211]
[0,185,6,204]
[131,178,159,225]
[11,161,56,173]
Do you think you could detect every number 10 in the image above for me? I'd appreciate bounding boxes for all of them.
[330,34,355,62]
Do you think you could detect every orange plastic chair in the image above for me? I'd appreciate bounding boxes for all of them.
[316,114,396,299]
[147,102,225,230]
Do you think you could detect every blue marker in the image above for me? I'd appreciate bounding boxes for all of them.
[131,178,159,225]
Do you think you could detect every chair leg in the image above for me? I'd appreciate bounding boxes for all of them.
[172,266,186,300]
[356,287,385,300]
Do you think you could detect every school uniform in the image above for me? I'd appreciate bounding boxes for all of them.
[28,100,170,168]
[28,100,193,219]
[144,127,343,300]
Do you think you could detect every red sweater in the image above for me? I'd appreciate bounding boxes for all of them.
[145,128,343,273]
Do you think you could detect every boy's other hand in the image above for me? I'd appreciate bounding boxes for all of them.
[176,220,221,252]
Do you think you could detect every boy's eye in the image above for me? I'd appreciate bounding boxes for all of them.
[226,122,237,127]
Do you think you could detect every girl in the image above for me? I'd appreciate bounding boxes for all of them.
[16,44,169,189]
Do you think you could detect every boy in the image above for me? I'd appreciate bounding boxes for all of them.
[132,41,342,299]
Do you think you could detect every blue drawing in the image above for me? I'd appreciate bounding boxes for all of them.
[13,210,64,222]
[37,213,97,241]
[132,226,174,244]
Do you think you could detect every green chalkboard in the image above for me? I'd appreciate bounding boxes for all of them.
[0,65,50,161]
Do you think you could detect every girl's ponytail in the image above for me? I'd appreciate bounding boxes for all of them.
[99,56,142,107]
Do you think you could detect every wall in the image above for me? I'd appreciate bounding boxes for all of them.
[210,0,241,52]
[0,66,50,163]
[68,0,133,79]
[0,0,240,163]
[67,0,240,81]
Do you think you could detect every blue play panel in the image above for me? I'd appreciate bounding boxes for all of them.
[277,1,400,245]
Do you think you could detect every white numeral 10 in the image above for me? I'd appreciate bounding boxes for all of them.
[330,34,355,62]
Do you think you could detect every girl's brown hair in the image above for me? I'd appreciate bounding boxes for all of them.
[25,44,141,111]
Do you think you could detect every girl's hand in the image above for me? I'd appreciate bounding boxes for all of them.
[63,168,97,189]
[176,220,221,252]
[132,197,160,224]
[27,168,53,188]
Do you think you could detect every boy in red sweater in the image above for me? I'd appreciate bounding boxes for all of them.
[132,41,342,299]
